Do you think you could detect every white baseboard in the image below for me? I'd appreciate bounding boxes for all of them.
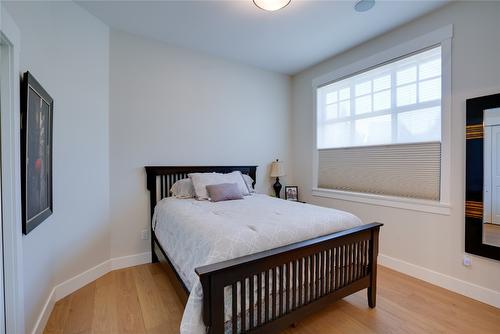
[31,252,151,334]
[379,253,500,308]
[32,290,56,334]
[53,259,111,301]
[111,251,152,271]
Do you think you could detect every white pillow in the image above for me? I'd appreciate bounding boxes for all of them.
[170,178,195,198]
[189,171,250,200]
[242,174,256,193]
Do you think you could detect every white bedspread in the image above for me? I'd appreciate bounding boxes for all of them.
[153,194,363,334]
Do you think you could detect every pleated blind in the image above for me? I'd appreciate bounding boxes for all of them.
[318,142,441,200]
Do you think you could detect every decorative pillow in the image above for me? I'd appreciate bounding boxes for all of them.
[189,171,250,200]
[206,183,243,202]
[242,174,256,193]
[170,178,195,198]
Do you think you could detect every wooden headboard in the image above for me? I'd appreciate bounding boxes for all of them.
[145,165,257,218]
[145,166,258,274]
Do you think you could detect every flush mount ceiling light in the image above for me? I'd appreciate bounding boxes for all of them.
[253,0,291,12]
[354,0,375,12]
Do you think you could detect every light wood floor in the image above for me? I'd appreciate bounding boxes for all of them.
[44,263,500,334]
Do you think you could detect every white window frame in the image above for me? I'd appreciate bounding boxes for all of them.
[311,26,453,215]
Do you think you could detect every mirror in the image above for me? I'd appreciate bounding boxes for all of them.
[483,107,500,246]
[465,93,500,261]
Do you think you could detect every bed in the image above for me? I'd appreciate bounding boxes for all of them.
[145,165,382,334]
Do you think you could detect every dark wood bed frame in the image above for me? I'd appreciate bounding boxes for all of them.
[146,165,382,334]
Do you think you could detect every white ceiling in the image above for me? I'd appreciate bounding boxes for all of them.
[77,0,449,75]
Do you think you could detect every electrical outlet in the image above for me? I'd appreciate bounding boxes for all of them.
[141,229,149,240]
[463,255,472,267]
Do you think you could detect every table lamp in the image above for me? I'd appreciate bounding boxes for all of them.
[270,159,285,198]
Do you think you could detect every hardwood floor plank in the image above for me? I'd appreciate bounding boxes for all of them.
[44,264,500,334]
[114,268,147,333]
[62,282,96,334]
[150,264,184,328]
[132,264,172,331]
[91,271,119,333]
[44,297,71,334]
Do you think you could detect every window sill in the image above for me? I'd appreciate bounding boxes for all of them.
[312,188,451,215]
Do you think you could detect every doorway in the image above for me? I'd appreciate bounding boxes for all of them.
[1,10,25,332]
[0,30,10,333]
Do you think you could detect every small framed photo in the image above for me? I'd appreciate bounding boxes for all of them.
[285,186,298,201]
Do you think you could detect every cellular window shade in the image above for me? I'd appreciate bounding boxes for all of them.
[318,142,441,200]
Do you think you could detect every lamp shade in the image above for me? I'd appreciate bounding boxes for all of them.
[270,161,285,177]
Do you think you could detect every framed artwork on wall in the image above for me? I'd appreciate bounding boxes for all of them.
[20,71,53,234]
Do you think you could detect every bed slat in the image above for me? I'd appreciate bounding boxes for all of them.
[315,253,319,299]
[241,278,246,332]
[297,259,302,307]
[324,250,328,294]
[285,262,289,314]
[275,267,278,318]
[265,270,270,323]
[249,275,254,329]
[232,283,238,333]
[353,243,358,281]
[329,248,334,293]
[348,244,352,284]
[278,266,283,317]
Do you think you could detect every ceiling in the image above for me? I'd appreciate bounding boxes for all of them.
[77,0,449,75]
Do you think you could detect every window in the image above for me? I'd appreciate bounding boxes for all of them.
[317,46,442,149]
[315,46,443,202]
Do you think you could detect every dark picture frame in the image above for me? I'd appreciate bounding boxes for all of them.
[465,92,500,261]
[20,71,53,234]
[285,185,298,201]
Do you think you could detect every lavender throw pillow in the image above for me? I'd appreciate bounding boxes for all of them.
[206,183,243,202]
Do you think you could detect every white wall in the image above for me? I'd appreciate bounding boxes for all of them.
[291,1,500,298]
[109,30,291,258]
[2,1,110,332]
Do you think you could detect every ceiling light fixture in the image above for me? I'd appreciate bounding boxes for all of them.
[253,0,291,12]
[354,0,375,12]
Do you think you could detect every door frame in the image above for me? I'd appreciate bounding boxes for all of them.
[483,125,492,224]
[491,125,500,226]
[0,8,26,334]
[484,108,500,227]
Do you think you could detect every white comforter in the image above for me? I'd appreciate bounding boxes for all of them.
[153,194,363,334]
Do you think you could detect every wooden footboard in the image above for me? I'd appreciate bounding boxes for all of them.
[195,222,382,334]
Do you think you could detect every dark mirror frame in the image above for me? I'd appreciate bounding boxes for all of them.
[465,92,500,261]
